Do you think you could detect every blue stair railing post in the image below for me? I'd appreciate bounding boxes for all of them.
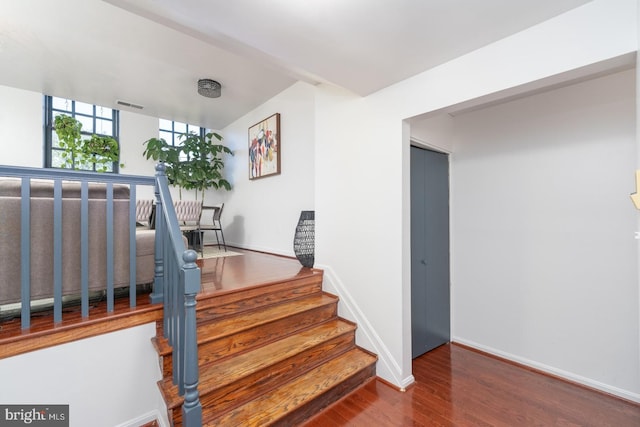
[152,162,202,426]
[150,163,166,304]
[181,249,202,426]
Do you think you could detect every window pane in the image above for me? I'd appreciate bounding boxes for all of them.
[76,115,93,133]
[159,119,173,131]
[96,118,113,136]
[173,122,186,134]
[76,159,93,171]
[52,97,72,112]
[52,132,61,148]
[52,111,68,122]
[159,130,173,144]
[51,150,65,168]
[75,102,93,116]
[97,106,112,119]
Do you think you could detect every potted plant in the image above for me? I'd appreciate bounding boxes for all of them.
[54,114,120,172]
[143,131,233,201]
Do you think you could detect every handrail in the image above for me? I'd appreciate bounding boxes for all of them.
[153,163,202,426]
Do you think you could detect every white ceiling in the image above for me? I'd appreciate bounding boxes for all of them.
[0,0,592,129]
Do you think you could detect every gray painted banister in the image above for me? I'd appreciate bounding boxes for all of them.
[2,163,202,425]
[154,163,203,426]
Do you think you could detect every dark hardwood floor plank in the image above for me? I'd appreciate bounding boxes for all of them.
[302,343,640,426]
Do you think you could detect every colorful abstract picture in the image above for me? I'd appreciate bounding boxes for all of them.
[248,113,280,180]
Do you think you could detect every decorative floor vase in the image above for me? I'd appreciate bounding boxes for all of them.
[293,210,315,268]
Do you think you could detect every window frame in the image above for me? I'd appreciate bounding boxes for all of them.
[159,119,205,147]
[44,95,120,172]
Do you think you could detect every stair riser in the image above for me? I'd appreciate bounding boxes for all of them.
[197,281,322,321]
[161,302,338,377]
[199,331,356,417]
[196,275,322,311]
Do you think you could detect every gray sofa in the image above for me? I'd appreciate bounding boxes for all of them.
[0,178,156,306]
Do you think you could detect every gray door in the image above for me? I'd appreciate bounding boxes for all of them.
[411,145,450,358]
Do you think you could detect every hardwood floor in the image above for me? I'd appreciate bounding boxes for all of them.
[3,247,639,426]
[302,343,640,426]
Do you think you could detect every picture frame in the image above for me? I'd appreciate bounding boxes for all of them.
[248,113,280,180]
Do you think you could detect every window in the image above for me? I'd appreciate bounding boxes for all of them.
[44,96,120,172]
[159,119,204,145]
[159,119,205,161]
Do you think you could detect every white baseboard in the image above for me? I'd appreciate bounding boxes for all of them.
[453,337,640,404]
[224,241,292,258]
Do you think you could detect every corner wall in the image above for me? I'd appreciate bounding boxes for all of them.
[314,0,638,392]
[218,82,316,255]
[450,69,639,399]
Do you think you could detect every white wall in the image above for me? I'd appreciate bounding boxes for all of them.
[450,69,639,399]
[0,323,167,427]
[313,0,639,396]
[218,81,316,255]
[0,85,43,167]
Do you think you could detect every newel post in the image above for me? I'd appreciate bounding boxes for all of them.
[182,249,202,426]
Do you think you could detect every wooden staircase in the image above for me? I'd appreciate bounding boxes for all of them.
[153,269,377,426]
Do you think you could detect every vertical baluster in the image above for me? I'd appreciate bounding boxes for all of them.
[172,252,180,386]
[106,183,114,312]
[20,178,31,329]
[52,179,63,323]
[182,249,201,425]
[80,181,89,318]
[129,185,137,308]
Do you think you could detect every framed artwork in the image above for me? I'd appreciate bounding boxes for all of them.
[249,113,280,180]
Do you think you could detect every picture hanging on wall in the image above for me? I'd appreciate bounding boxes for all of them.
[248,113,281,180]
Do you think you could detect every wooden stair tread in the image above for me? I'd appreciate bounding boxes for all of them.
[196,293,338,342]
[196,275,323,317]
[205,348,377,426]
[154,293,338,358]
[160,319,356,409]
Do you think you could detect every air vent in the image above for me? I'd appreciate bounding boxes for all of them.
[116,100,144,110]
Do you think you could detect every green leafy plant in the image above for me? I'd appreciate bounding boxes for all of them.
[143,131,233,201]
[54,114,120,172]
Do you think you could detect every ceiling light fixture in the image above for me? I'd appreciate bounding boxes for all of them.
[197,79,221,98]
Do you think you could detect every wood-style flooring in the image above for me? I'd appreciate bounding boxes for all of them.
[303,342,640,426]
[2,247,639,426]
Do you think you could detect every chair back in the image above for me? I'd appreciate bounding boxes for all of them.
[213,203,224,223]
[136,199,154,225]
[174,200,203,224]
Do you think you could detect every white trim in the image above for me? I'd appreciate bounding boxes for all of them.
[319,263,415,390]
[453,337,640,404]
[410,136,453,154]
